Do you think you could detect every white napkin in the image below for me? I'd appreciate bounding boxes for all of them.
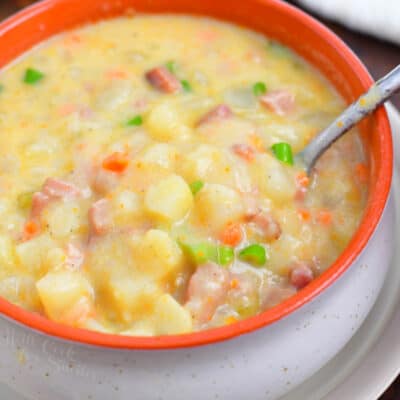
[296,0,400,46]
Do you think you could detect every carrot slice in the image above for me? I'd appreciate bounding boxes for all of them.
[298,208,311,222]
[230,278,239,289]
[23,220,40,241]
[219,222,243,247]
[317,210,333,226]
[296,171,310,188]
[102,152,129,173]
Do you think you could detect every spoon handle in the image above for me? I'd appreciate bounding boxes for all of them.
[300,64,400,173]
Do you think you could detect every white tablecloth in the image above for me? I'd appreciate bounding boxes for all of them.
[297,0,400,46]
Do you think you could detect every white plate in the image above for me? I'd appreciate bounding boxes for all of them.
[1,106,399,400]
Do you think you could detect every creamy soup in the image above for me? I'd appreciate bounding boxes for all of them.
[0,15,367,336]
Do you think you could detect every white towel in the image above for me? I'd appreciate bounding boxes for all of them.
[296,0,400,46]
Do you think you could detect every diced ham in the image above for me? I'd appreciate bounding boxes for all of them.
[289,262,314,289]
[185,262,230,324]
[259,90,295,116]
[30,192,51,218]
[65,243,85,271]
[248,210,281,241]
[145,66,181,93]
[231,144,256,162]
[88,199,113,236]
[197,104,232,126]
[42,178,80,199]
[30,178,81,218]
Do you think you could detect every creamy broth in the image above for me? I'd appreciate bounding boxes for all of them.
[0,15,367,335]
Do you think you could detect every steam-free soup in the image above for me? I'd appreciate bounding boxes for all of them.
[0,15,367,335]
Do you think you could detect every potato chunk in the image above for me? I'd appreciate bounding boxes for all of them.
[121,294,192,336]
[195,184,244,232]
[42,201,87,239]
[146,101,191,141]
[120,322,156,337]
[86,234,135,288]
[131,229,184,281]
[0,276,42,311]
[180,145,234,185]
[144,174,193,222]
[111,190,142,225]
[139,143,180,171]
[16,234,56,275]
[106,277,160,324]
[0,235,16,272]
[152,294,192,335]
[44,247,67,270]
[250,154,296,203]
[82,318,113,334]
[267,233,303,275]
[36,270,93,325]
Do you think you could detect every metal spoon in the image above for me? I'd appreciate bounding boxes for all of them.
[297,64,400,174]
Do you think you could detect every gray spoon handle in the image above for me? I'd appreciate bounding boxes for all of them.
[299,64,400,173]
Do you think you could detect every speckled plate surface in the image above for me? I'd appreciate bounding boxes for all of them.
[0,105,399,400]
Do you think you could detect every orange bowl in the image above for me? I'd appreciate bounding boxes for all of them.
[0,0,392,350]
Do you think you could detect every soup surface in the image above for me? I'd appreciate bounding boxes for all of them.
[0,15,367,336]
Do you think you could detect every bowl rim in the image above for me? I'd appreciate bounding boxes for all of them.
[0,0,393,350]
